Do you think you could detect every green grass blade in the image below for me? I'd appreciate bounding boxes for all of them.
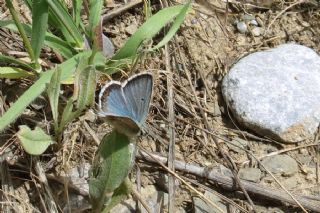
[45,0,84,48]
[0,20,77,59]
[72,0,83,27]
[88,0,103,38]
[0,54,36,72]
[0,51,93,132]
[0,67,34,79]
[47,67,61,133]
[5,0,35,64]
[111,5,185,60]
[152,1,190,50]
[104,4,187,74]
[31,0,49,61]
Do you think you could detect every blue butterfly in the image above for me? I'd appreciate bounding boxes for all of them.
[98,73,153,136]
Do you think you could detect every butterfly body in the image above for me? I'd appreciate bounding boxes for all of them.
[98,73,153,136]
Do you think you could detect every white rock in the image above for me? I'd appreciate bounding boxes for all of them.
[222,44,320,142]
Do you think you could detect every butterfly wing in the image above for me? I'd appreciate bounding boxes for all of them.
[98,82,130,118]
[122,73,153,127]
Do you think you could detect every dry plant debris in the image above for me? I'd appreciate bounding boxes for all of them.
[0,0,320,212]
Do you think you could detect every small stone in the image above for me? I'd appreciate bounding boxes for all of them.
[282,176,299,189]
[60,163,91,194]
[193,191,227,213]
[227,138,248,153]
[160,123,166,128]
[62,194,90,212]
[261,155,298,176]
[249,19,259,26]
[111,185,168,213]
[239,167,261,182]
[237,21,247,34]
[251,27,263,36]
[222,44,320,142]
[242,14,255,21]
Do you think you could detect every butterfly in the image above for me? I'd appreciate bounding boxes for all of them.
[98,73,153,137]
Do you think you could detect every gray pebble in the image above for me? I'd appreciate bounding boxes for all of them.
[239,167,262,182]
[237,21,248,34]
[261,155,298,176]
[250,19,259,26]
[193,191,227,213]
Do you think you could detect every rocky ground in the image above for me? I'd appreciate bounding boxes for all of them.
[0,0,320,212]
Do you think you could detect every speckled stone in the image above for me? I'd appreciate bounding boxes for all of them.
[261,155,298,176]
[222,44,320,143]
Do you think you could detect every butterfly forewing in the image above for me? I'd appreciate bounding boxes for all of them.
[99,83,130,118]
[122,73,153,126]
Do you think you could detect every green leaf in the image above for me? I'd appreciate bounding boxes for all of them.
[101,179,132,213]
[0,51,96,133]
[0,20,77,59]
[152,1,190,50]
[17,125,54,155]
[58,58,96,136]
[72,0,83,27]
[105,4,189,74]
[5,0,35,64]
[89,130,135,212]
[0,54,36,72]
[74,65,96,110]
[0,67,34,79]
[45,0,84,48]
[31,0,49,61]
[47,67,61,132]
[88,0,104,38]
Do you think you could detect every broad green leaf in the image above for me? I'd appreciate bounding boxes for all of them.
[0,54,36,72]
[0,20,77,59]
[47,67,61,132]
[152,1,191,50]
[105,4,188,74]
[45,0,84,48]
[31,0,49,60]
[0,51,99,132]
[0,67,34,79]
[89,130,135,212]
[58,58,97,136]
[17,125,54,155]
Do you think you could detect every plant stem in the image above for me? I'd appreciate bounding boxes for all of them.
[5,0,37,69]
